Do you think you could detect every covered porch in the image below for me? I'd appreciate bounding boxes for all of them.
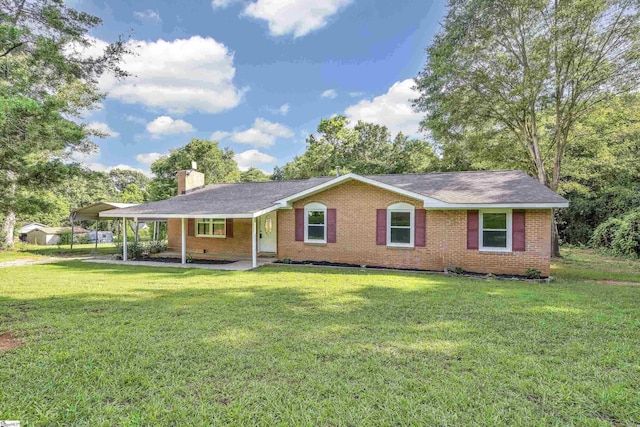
[99,209,279,268]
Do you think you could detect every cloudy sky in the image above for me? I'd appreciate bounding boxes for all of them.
[76,0,446,175]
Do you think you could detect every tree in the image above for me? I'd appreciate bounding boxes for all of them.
[109,169,150,194]
[120,184,146,204]
[240,168,270,182]
[149,138,240,200]
[278,116,439,179]
[415,0,640,256]
[0,0,129,247]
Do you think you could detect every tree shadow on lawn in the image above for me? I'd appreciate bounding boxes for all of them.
[2,262,639,425]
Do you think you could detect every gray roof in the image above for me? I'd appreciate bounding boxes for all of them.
[102,170,567,217]
[369,170,568,204]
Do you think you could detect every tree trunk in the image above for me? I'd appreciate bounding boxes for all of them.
[1,209,16,248]
[1,171,17,248]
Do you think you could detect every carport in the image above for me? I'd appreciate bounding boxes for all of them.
[70,202,138,250]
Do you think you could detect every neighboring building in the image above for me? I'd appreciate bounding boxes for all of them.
[26,226,89,246]
[86,230,114,244]
[18,222,47,242]
[101,169,568,276]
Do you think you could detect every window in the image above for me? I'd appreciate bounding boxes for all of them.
[196,218,226,238]
[387,203,414,247]
[304,202,326,243]
[479,210,512,251]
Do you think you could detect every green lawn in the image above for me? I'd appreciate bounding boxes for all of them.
[0,251,638,425]
[0,243,118,263]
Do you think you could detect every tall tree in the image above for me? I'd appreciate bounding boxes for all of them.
[149,138,240,200]
[109,169,150,194]
[278,115,439,179]
[240,167,270,182]
[0,0,129,247]
[415,0,640,256]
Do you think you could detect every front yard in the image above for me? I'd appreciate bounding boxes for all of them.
[0,250,638,425]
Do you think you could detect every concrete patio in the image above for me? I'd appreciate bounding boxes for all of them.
[83,257,275,271]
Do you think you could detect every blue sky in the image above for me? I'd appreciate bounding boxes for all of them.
[74,0,447,175]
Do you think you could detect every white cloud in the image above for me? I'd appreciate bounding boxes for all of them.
[125,115,146,125]
[146,116,195,137]
[210,131,232,141]
[268,103,290,116]
[86,36,244,114]
[133,9,161,23]
[344,79,422,137]
[212,0,240,8]
[215,118,294,148]
[321,89,338,99]
[135,152,165,166]
[86,121,119,138]
[349,91,365,98]
[244,0,352,37]
[233,149,277,171]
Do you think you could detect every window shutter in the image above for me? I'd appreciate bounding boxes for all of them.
[467,210,479,250]
[226,218,234,238]
[327,208,337,243]
[512,210,526,251]
[295,208,304,241]
[187,218,195,237]
[415,209,426,247]
[376,209,387,245]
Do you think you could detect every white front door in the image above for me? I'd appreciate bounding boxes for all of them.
[258,213,277,253]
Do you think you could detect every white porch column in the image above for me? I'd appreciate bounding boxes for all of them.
[122,218,127,261]
[181,217,186,264]
[251,216,257,268]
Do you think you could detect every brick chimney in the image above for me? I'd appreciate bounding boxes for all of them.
[177,169,205,195]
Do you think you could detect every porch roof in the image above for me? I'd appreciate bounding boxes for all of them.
[99,170,568,219]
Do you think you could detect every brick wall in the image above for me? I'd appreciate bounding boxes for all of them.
[167,218,253,256]
[277,180,552,276]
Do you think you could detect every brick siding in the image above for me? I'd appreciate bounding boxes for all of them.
[167,218,253,256]
[166,179,552,276]
[278,180,552,276]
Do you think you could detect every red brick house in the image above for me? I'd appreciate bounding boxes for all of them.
[102,169,568,276]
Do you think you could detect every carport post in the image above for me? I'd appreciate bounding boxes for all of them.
[181,217,186,264]
[122,218,127,261]
[252,216,257,268]
[95,220,98,250]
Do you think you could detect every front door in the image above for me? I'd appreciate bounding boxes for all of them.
[258,213,277,253]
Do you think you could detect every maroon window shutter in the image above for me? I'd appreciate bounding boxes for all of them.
[512,210,526,251]
[415,209,426,247]
[327,208,337,243]
[226,218,234,238]
[295,208,304,241]
[376,209,387,245]
[467,210,479,250]
[188,218,195,237]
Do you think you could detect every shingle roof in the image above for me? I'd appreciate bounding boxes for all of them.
[369,170,568,204]
[101,170,567,217]
[102,177,335,217]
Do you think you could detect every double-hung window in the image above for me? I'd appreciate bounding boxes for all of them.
[196,218,226,238]
[479,210,512,251]
[304,202,326,243]
[387,203,414,247]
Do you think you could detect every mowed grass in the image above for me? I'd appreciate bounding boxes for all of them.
[0,252,638,425]
[553,247,640,283]
[0,244,117,263]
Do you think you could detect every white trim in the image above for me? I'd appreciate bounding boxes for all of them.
[304,202,327,244]
[424,203,567,209]
[479,209,512,252]
[181,218,186,264]
[274,173,441,207]
[195,218,226,238]
[387,203,414,248]
[251,217,257,268]
[100,212,254,219]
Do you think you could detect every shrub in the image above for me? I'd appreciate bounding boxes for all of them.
[612,209,640,258]
[58,231,72,245]
[591,217,625,250]
[525,268,542,279]
[114,240,167,261]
